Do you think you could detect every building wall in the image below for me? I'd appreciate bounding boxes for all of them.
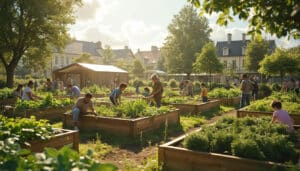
[219,56,246,72]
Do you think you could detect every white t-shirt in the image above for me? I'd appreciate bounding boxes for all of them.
[22,86,32,100]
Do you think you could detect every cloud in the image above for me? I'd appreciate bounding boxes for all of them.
[75,0,101,21]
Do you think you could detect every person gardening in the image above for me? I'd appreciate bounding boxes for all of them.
[109,83,127,106]
[271,100,294,132]
[147,74,163,108]
[72,93,97,131]
[200,83,208,102]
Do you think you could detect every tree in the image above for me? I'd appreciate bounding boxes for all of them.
[74,53,96,64]
[193,42,223,87]
[131,58,145,77]
[0,0,80,87]
[157,56,166,71]
[189,0,300,38]
[259,48,299,82]
[245,38,269,72]
[102,45,114,65]
[162,5,211,77]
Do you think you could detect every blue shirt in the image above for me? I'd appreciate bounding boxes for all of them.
[72,86,80,97]
[110,88,121,99]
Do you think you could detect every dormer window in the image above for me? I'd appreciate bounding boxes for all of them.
[242,46,246,55]
[223,47,229,56]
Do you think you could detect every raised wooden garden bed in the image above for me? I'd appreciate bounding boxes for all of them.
[214,96,240,106]
[13,106,71,122]
[63,109,179,137]
[171,100,220,114]
[237,108,300,125]
[26,129,79,152]
[158,131,286,171]
[0,98,17,105]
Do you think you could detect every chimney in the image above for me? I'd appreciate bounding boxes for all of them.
[227,33,232,43]
[124,45,128,49]
[242,33,246,42]
[96,41,102,49]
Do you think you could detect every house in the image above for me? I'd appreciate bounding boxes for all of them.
[135,46,161,70]
[216,33,276,73]
[51,40,135,71]
[53,63,129,88]
[52,40,102,70]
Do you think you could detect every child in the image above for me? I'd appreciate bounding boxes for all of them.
[142,87,150,97]
[110,83,127,106]
[200,83,208,102]
[271,100,294,132]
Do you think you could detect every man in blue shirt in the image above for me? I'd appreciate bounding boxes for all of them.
[109,83,127,105]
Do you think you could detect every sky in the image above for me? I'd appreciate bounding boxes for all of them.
[69,0,300,53]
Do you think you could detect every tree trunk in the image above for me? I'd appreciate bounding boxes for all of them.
[209,72,212,89]
[6,67,15,88]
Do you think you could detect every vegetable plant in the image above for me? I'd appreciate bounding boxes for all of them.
[183,117,298,163]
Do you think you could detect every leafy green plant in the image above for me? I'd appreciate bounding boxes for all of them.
[82,84,110,94]
[0,88,14,99]
[95,100,174,118]
[168,79,178,88]
[183,117,297,163]
[271,83,281,91]
[208,88,240,98]
[15,94,74,110]
[258,84,272,98]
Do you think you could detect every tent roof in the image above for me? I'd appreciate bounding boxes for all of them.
[54,63,128,73]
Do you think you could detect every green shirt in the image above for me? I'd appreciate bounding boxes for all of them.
[151,81,163,102]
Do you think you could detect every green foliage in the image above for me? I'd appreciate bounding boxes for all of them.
[95,100,174,118]
[74,53,96,64]
[246,92,300,113]
[130,78,145,87]
[183,133,209,152]
[15,94,74,110]
[193,42,223,75]
[0,0,80,87]
[0,116,54,144]
[183,117,297,163]
[208,88,240,98]
[102,45,114,65]
[271,83,281,91]
[163,88,180,97]
[189,0,300,38]
[0,88,14,99]
[168,79,178,88]
[245,38,270,71]
[258,84,272,98]
[259,48,299,79]
[82,84,110,94]
[161,5,211,74]
[193,81,201,93]
[132,59,145,77]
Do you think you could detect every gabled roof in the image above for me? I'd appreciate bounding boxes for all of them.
[54,63,128,73]
[112,49,135,59]
[216,40,276,57]
[135,50,161,64]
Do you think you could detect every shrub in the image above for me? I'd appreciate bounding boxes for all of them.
[183,133,209,152]
[271,83,281,91]
[258,84,272,98]
[168,79,178,88]
[194,81,201,93]
[231,139,265,160]
[130,78,145,87]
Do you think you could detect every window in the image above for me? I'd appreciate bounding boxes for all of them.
[66,57,69,65]
[61,56,64,65]
[223,47,229,56]
[242,46,246,55]
[55,56,58,65]
[232,60,236,69]
[223,60,227,68]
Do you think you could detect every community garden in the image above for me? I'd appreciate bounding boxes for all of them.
[1,78,300,170]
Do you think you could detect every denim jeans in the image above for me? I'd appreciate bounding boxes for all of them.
[72,107,80,122]
[240,93,250,108]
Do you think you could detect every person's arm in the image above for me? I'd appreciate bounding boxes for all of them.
[271,112,277,123]
[240,81,245,91]
[149,84,162,98]
[90,103,97,115]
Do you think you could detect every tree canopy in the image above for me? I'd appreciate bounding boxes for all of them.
[0,0,80,87]
[131,58,145,77]
[102,45,114,65]
[245,38,269,72]
[193,42,223,85]
[189,0,300,38]
[74,53,96,64]
[259,48,299,81]
[161,5,211,76]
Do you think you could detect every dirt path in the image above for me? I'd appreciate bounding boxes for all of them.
[99,109,237,170]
